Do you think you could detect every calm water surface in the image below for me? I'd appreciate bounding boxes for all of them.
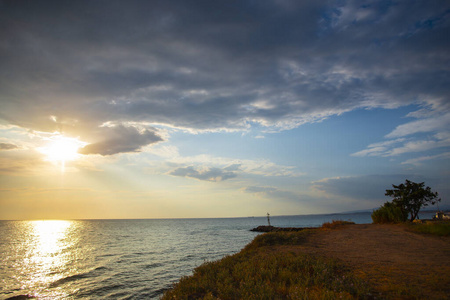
[0,213,373,299]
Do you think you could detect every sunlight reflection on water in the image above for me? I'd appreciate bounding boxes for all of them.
[18,220,76,299]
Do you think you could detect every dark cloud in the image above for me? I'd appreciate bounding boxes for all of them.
[169,165,238,182]
[0,143,18,150]
[313,174,432,201]
[314,174,450,209]
[0,0,449,140]
[78,125,162,155]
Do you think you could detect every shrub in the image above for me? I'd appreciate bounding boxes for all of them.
[321,220,355,229]
[243,231,309,250]
[372,201,407,224]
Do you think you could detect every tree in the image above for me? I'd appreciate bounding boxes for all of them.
[385,179,440,222]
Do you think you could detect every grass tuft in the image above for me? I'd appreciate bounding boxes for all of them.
[321,220,355,230]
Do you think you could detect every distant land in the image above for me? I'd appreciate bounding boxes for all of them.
[339,205,450,215]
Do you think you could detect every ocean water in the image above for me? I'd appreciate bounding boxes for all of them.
[0,213,373,299]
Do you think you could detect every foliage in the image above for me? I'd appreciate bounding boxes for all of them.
[162,231,371,299]
[371,201,408,224]
[243,230,310,250]
[408,221,450,236]
[385,179,440,222]
[321,220,355,229]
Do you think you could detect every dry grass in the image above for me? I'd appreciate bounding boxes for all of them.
[321,220,355,230]
[162,229,371,299]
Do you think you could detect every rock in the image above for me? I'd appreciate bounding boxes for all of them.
[6,295,36,300]
[250,225,275,232]
[250,226,312,232]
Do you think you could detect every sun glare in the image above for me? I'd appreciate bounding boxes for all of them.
[39,136,85,166]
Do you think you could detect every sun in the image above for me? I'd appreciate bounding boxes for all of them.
[39,135,85,164]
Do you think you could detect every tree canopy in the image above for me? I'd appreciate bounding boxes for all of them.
[385,179,440,222]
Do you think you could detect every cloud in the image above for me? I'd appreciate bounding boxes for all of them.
[0,143,19,150]
[0,150,47,175]
[78,125,163,155]
[401,152,450,166]
[353,108,450,158]
[351,139,406,157]
[169,165,238,182]
[388,137,450,156]
[312,175,425,202]
[242,185,299,202]
[145,143,305,178]
[386,112,450,138]
[243,186,278,194]
[0,0,448,145]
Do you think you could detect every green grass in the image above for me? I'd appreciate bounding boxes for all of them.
[408,221,450,236]
[162,229,371,300]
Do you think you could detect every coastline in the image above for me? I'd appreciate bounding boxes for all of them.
[162,223,450,299]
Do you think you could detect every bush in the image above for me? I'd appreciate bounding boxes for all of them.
[372,201,408,224]
[243,231,309,250]
[321,220,355,229]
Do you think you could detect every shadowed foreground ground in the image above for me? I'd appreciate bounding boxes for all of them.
[287,224,450,299]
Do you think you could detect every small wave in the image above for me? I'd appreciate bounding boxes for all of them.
[140,286,171,299]
[97,253,117,258]
[94,266,109,271]
[180,254,196,261]
[144,262,163,269]
[75,283,126,298]
[49,273,89,287]
[50,266,109,287]
[5,295,36,300]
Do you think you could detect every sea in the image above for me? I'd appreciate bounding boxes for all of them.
[1,212,378,299]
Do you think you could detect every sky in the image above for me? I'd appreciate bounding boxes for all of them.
[1,0,449,220]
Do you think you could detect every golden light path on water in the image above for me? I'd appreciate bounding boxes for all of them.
[21,220,76,298]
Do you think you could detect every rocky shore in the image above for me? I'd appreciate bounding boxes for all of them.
[250,225,314,232]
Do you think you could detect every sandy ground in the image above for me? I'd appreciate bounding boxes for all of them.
[291,224,450,299]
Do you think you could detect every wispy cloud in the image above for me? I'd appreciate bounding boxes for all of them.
[402,152,450,166]
[353,107,450,158]
[242,185,299,202]
[386,112,450,138]
[351,139,406,157]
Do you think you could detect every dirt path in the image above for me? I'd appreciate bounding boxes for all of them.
[294,224,450,299]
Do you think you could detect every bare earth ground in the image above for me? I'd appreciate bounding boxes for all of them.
[287,224,450,299]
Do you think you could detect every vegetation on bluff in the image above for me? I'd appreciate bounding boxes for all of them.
[162,222,370,300]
